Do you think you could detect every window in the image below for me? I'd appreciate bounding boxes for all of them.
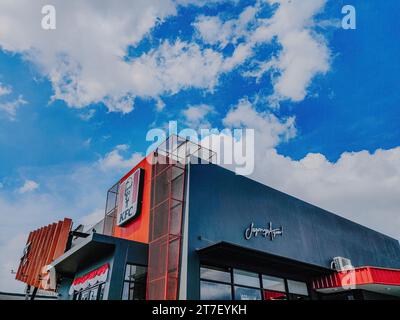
[200,266,231,283]
[122,264,147,300]
[263,290,287,300]
[200,281,232,300]
[74,283,105,301]
[287,280,308,296]
[234,286,262,300]
[262,275,287,300]
[199,264,311,300]
[200,266,232,300]
[262,275,286,292]
[233,269,260,288]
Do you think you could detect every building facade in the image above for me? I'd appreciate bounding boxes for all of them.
[16,138,400,300]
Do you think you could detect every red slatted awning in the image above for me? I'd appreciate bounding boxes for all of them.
[69,263,109,295]
[313,266,400,297]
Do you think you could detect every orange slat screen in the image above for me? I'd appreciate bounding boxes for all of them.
[15,218,72,290]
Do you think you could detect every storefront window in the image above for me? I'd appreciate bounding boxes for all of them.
[233,269,260,288]
[262,275,287,300]
[122,264,147,300]
[263,290,287,300]
[74,283,105,301]
[262,275,286,292]
[200,264,311,300]
[287,280,308,296]
[200,265,231,283]
[200,280,232,300]
[234,286,262,300]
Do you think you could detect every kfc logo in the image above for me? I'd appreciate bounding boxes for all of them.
[117,168,144,226]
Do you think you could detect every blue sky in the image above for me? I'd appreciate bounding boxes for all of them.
[0,0,400,292]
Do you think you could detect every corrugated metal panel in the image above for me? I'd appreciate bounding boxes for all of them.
[15,218,72,290]
[313,266,400,289]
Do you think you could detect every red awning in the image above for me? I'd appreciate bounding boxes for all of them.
[69,263,109,295]
[313,266,400,296]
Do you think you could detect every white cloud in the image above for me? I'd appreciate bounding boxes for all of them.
[0,82,27,120]
[0,233,26,294]
[250,0,331,103]
[195,5,258,48]
[78,109,96,121]
[223,98,296,148]
[79,208,105,229]
[155,97,166,112]
[194,16,227,46]
[0,1,332,113]
[83,138,92,148]
[129,40,223,97]
[98,145,143,171]
[18,180,39,194]
[0,83,11,97]
[0,0,179,109]
[0,1,227,113]
[195,0,331,104]
[0,96,27,120]
[182,104,215,129]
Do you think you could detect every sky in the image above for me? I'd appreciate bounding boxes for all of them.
[0,0,399,292]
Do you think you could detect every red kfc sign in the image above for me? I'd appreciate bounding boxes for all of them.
[117,168,144,226]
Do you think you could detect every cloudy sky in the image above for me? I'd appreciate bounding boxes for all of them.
[0,0,399,292]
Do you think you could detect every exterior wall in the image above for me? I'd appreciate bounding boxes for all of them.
[113,155,153,244]
[108,240,148,300]
[57,237,148,300]
[185,164,400,299]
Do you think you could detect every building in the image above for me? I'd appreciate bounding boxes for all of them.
[0,291,57,300]
[16,137,400,300]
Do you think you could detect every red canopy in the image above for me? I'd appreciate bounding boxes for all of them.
[313,266,400,297]
[69,263,109,294]
[72,263,109,286]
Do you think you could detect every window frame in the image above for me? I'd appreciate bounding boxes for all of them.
[122,263,148,301]
[199,264,311,301]
[73,282,105,301]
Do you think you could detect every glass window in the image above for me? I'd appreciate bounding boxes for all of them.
[234,286,262,300]
[74,283,105,301]
[80,291,90,300]
[88,287,98,300]
[200,266,231,283]
[200,280,232,300]
[125,265,147,282]
[98,284,105,300]
[287,280,308,296]
[233,269,260,288]
[263,290,287,300]
[122,264,147,300]
[262,275,286,292]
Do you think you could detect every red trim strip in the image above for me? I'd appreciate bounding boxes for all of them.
[72,263,110,286]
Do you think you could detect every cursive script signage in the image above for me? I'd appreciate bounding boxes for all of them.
[244,222,283,241]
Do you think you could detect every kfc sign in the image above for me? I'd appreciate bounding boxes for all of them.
[117,168,144,226]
